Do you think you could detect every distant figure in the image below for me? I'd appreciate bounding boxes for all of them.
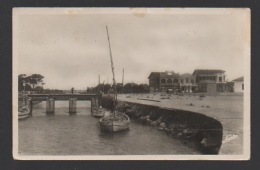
[71,87,74,94]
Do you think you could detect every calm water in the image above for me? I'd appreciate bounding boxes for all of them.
[19,101,199,155]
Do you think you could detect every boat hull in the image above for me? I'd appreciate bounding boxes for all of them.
[92,108,105,117]
[18,107,30,120]
[99,114,130,132]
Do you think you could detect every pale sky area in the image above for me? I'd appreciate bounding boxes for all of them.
[14,8,249,90]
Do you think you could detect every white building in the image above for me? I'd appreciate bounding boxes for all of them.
[232,76,244,93]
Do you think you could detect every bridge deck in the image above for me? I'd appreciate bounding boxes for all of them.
[27,94,101,101]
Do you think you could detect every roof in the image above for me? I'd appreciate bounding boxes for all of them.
[160,71,179,77]
[148,72,160,79]
[180,73,194,77]
[148,71,180,79]
[192,69,225,75]
[232,76,244,82]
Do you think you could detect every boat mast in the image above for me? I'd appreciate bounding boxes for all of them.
[122,68,124,93]
[106,26,117,113]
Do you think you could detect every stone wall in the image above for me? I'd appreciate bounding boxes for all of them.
[101,97,223,154]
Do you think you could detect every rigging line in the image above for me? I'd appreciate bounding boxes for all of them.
[106,26,117,113]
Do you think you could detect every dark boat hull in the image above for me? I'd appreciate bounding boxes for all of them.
[92,108,105,117]
[99,113,130,132]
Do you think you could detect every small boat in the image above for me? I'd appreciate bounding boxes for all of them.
[100,111,130,132]
[99,26,130,132]
[18,106,30,120]
[92,106,106,117]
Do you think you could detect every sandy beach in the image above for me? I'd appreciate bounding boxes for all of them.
[116,93,244,155]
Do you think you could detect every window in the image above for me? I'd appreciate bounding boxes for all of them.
[173,79,178,83]
[219,77,222,82]
[191,80,194,84]
[242,84,244,90]
[167,79,172,83]
[180,79,183,84]
[161,79,166,84]
[186,78,189,83]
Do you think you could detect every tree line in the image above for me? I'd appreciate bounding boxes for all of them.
[87,83,149,94]
[18,74,45,92]
[18,74,150,94]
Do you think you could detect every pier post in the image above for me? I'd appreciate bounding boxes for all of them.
[69,98,77,114]
[91,98,96,112]
[96,98,99,107]
[98,94,102,107]
[46,98,55,114]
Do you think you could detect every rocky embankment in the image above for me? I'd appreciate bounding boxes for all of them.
[101,97,223,154]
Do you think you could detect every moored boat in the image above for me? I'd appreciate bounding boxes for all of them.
[99,26,130,132]
[18,106,30,120]
[100,111,130,132]
[92,106,106,117]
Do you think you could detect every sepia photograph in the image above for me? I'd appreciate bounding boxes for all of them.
[12,8,250,160]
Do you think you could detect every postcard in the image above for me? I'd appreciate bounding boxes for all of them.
[13,8,250,160]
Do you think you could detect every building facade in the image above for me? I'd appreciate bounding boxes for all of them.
[232,76,244,93]
[179,73,198,93]
[148,71,180,93]
[148,72,160,93]
[192,69,226,93]
[148,69,227,93]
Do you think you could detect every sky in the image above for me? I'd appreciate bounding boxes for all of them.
[14,8,250,90]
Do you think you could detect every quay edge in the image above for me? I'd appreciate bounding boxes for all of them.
[101,96,223,154]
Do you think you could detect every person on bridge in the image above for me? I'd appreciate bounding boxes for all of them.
[71,87,74,94]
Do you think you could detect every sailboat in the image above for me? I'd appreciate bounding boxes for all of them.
[99,26,130,132]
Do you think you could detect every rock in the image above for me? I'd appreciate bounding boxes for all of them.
[156,116,163,124]
[151,121,159,126]
[159,122,167,128]
[177,132,183,137]
[131,105,139,112]
[158,127,164,130]
[140,114,149,120]
[158,122,167,130]
[136,110,143,118]
[146,118,153,124]
[182,129,196,139]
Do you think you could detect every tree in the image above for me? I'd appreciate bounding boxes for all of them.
[27,74,45,90]
[18,74,32,91]
[123,83,138,93]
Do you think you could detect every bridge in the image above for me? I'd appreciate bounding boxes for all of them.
[26,94,102,114]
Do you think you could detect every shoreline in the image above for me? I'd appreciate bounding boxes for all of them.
[102,92,243,155]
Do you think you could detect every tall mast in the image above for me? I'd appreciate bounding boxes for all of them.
[122,68,125,86]
[106,26,117,113]
[122,68,124,93]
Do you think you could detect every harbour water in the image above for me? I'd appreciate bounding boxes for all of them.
[18,101,200,155]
